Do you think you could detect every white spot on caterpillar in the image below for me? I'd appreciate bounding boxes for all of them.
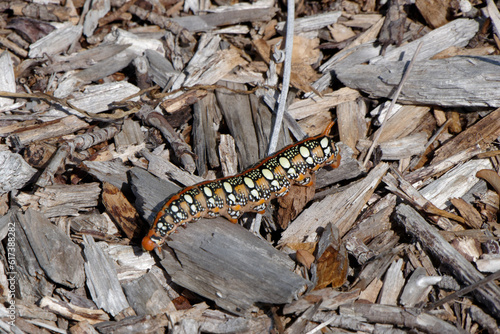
[223,182,233,193]
[250,189,259,199]
[279,157,291,169]
[243,177,255,188]
[299,146,310,158]
[320,137,329,148]
[262,169,274,180]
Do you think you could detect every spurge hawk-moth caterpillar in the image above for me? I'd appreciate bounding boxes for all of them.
[142,122,341,251]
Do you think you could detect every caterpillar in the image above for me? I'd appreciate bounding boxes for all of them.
[142,122,341,251]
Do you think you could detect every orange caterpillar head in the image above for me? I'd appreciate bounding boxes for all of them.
[142,214,177,251]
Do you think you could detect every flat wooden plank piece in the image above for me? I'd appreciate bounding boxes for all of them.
[158,217,311,315]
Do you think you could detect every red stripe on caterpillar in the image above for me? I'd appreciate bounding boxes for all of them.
[142,122,341,251]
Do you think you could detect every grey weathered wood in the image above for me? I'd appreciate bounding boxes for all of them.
[215,81,259,169]
[54,50,138,98]
[140,148,204,187]
[170,1,278,32]
[281,163,388,246]
[67,82,141,113]
[82,160,130,191]
[315,143,364,190]
[17,208,85,288]
[394,204,500,319]
[159,217,311,314]
[371,18,479,65]
[339,304,467,334]
[419,158,492,209]
[0,150,37,194]
[336,56,500,107]
[193,92,221,175]
[276,11,341,34]
[0,51,15,108]
[6,210,55,304]
[82,235,130,317]
[114,119,144,151]
[82,0,110,37]
[28,22,83,58]
[94,314,169,333]
[35,183,101,218]
[145,49,178,90]
[37,44,130,75]
[129,167,181,223]
[122,271,175,316]
[5,115,88,146]
[378,259,404,305]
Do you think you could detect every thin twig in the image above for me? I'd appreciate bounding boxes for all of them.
[363,41,424,167]
[267,0,294,155]
[425,270,500,310]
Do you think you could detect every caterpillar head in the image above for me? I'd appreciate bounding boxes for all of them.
[142,214,177,251]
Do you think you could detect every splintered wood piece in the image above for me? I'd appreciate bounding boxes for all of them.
[102,182,145,240]
[114,119,144,150]
[0,150,37,194]
[337,55,500,107]
[283,289,360,315]
[315,143,364,190]
[288,88,361,121]
[94,314,170,333]
[383,171,465,225]
[339,303,466,333]
[371,18,478,64]
[82,160,130,190]
[4,115,88,146]
[54,50,138,98]
[405,145,483,184]
[378,258,404,305]
[0,51,15,108]
[141,148,204,187]
[449,198,484,229]
[311,223,348,289]
[337,99,368,154]
[121,271,176,316]
[377,132,428,160]
[129,167,181,223]
[193,92,221,175]
[82,234,131,317]
[218,134,238,177]
[28,22,82,58]
[276,175,316,229]
[370,105,430,143]
[35,183,101,218]
[16,208,85,288]
[37,44,130,75]
[215,81,260,168]
[39,296,109,324]
[280,162,388,247]
[142,111,197,174]
[395,204,500,318]
[275,11,341,33]
[159,218,310,315]
[433,107,500,163]
[419,159,492,210]
[169,1,278,32]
